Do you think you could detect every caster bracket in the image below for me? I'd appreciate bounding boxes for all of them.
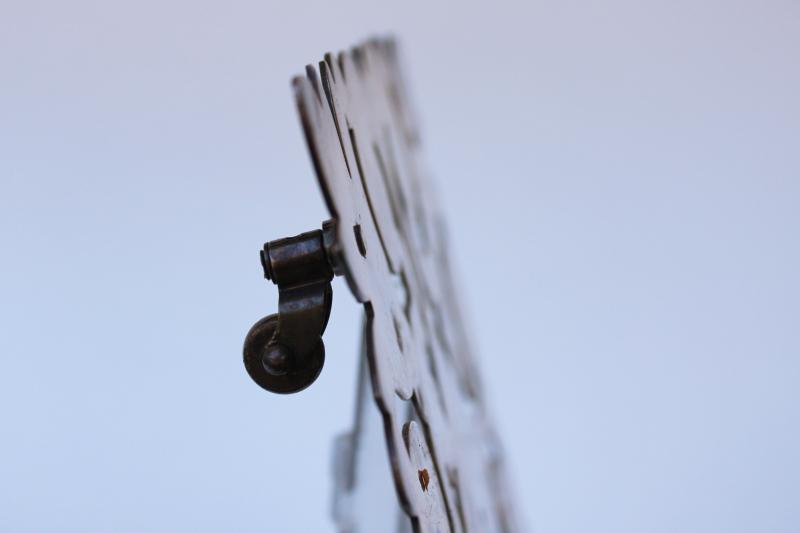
[243,221,336,394]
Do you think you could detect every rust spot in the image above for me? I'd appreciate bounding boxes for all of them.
[418,468,430,492]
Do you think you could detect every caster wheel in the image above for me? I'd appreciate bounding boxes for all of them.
[243,314,325,394]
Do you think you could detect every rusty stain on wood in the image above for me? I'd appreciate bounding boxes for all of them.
[418,468,430,492]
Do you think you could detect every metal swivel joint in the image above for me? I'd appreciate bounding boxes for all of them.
[243,220,337,394]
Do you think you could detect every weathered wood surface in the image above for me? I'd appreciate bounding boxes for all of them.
[293,38,521,533]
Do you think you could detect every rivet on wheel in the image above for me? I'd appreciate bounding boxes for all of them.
[263,344,292,376]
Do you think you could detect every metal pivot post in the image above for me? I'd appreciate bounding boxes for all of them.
[243,220,337,394]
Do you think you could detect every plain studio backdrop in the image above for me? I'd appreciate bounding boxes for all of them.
[1,1,798,532]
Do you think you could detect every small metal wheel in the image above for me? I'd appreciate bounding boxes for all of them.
[243,314,325,394]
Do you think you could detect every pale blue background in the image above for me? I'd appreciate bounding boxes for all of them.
[1,1,798,532]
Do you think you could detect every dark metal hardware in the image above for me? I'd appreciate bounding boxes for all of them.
[243,221,337,394]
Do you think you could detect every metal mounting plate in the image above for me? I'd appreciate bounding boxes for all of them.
[294,38,521,533]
